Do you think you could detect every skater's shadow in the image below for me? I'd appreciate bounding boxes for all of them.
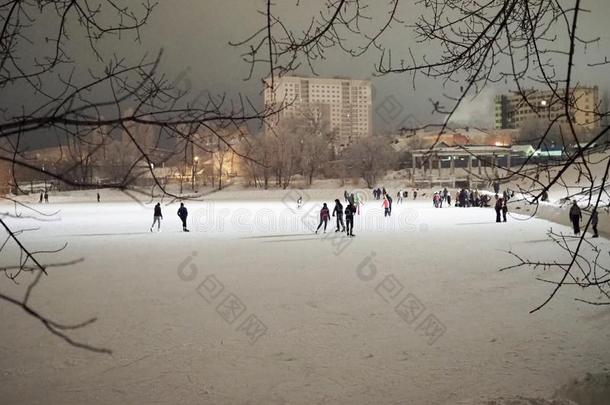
[61,232,152,237]
[240,233,314,240]
[264,237,323,243]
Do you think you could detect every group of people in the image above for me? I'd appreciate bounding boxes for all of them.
[150,202,189,233]
[454,188,495,208]
[428,187,495,209]
[315,199,356,236]
[373,186,396,217]
[147,187,603,239]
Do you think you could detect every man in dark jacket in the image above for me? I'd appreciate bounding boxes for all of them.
[177,202,189,232]
[569,201,582,235]
[345,203,356,237]
[495,197,504,223]
[459,189,467,208]
[332,199,346,232]
[150,202,163,232]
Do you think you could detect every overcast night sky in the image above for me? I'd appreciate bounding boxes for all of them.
[10,0,610,138]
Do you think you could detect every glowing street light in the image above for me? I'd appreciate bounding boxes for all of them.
[192,156,199,191]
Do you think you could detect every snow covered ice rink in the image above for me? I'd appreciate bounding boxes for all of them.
[1,191,610,404]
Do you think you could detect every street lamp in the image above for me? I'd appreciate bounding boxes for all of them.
[42,163,46,191]
[192,156,199,191]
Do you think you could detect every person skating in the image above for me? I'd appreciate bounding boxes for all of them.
[387,194,393,216]
[459,189,467,208]
[591,208,599,238]
[502,198,508,222]
[397,190,402,204]
[344,190,349,203]
[413,189,418,200]
[332,199,346,232]
[150,202,163,232]
[39,192,43,203]
[97,192,100,203]
[495,197,504,223]
[345,202,356,236]
[569,200,582,235]
[177,202,189,232]
[382,196,390,217]
[315,203,330,234]
[44,191,48,203]
[433,192,440,208]
[297,196,303,209]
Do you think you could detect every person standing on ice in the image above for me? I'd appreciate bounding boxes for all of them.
[150,202,163,232]
[97,192,100,203]
[297,196,303,209]
[39,192,43,203]
[569,200,582,235]
[315,203,330,234]
[501,198,508,222]
[177,202,189,232]
[495,197,504,222]
[44,190,48,203]
[397,190,403,204]
[591,208,599,238]
[382,196,390,217]
[354,193,362,215]
[345,202,355,237]
[332,199,346,232]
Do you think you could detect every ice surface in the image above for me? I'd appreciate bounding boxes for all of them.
[1,190,609,404]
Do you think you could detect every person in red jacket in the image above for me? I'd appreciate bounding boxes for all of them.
[315,203,330,234]
[382,196,390,217]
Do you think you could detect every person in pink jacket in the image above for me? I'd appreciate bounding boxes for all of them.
[382,197,390,217]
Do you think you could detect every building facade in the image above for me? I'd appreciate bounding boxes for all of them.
[494,86,599,131]
[264,75,372,149]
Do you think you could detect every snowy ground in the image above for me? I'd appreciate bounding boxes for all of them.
[1,190,610,405]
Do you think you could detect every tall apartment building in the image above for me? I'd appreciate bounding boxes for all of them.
[494,86,599,131]
[264,75,373,149]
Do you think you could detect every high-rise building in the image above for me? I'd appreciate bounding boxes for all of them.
[264,75,373,149]
[494,86,599,131]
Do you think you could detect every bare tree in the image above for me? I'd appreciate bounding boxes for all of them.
[0,0,283,352]
[344,136,398,188]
